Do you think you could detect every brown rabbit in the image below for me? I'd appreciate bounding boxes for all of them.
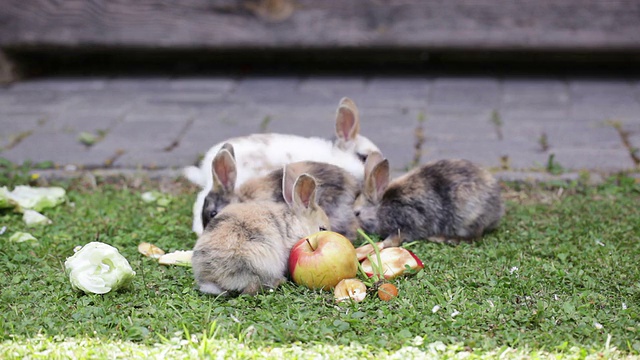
[238,161,360,240]
[354,152,503,246]
[192,171,330,296]
[199,143,360,240]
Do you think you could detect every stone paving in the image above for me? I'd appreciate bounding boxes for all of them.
[1,75,639,181]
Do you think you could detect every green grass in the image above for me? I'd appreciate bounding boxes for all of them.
[1,175,639,359]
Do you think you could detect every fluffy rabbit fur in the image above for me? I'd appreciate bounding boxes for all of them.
[354,152,503,246]
[197,144,359,239]
[188,97,379,235]
[192,172,330,296]
[237,161,360,239]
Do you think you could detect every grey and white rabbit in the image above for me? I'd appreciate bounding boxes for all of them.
[186,97,380,234]
[197,143,360,240]
[354,152,504,246]
[192,171,330,296]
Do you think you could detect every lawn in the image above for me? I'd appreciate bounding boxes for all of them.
[1,170,639,359]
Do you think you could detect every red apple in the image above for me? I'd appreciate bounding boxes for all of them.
[361,247,424,279]
[289,231,358,290]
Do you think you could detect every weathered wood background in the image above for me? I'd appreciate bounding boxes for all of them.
[1,0,640,51]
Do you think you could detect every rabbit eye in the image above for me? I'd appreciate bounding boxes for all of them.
[357,153,368,162]
[209,209,218,218]
[319,226,327,231]
[354,210,361,217]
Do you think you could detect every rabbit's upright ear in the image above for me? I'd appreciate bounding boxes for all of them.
[364,151,384,177]
[283,163,318,208]
[291,174,318,210]
[364,158,389,203]
[335,97,360,143]
[220,142,235,159]
[282,164,296,206]
[212,144,237,193]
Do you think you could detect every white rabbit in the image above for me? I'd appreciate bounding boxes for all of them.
[186,97,380,235]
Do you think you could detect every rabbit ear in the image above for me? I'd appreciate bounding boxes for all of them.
[364,158,389,202]
[220,142,235,159]
[212,146,236,193]
[339,97,358,111]
[335,98,360,142]
[282,164,296,206]
[282,161,307,181]
[292,174,318,210]
[364,151,385,178]
[283,163,318,209]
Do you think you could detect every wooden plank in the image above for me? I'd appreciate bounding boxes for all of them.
[1,0,639,51]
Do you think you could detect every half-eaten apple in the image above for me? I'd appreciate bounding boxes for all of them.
[361,247,424,279]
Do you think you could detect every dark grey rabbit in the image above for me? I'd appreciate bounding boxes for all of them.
[354,152,503,246]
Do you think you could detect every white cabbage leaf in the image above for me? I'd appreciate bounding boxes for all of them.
[64,242,136,294]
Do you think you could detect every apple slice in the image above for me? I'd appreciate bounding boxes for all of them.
[137,242,165,259]
[158,250,193,266]
[355,241,385,262]
[334,278,367,303]
[361,247,424,279]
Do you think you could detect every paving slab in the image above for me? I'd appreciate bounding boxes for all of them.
[1,74,639,178]
[92,119,188,156]
[357,106,422,169]
[549,148,636,171]
[0,132,113,167]
[298,77,368,101]
[501,79,569,106]
[175,105,272,165]
[232,77,304,105]
[428,77,501,114]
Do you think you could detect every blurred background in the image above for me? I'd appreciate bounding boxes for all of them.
[1,0,639,177]
[2,0,640,78]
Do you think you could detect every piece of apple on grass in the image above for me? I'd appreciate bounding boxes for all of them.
[361,247,424,280]
[289,231,358,290]
[334,278,367,303]
[158,250,193,267]
[355,241,385,261]
[137,242,165,259]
